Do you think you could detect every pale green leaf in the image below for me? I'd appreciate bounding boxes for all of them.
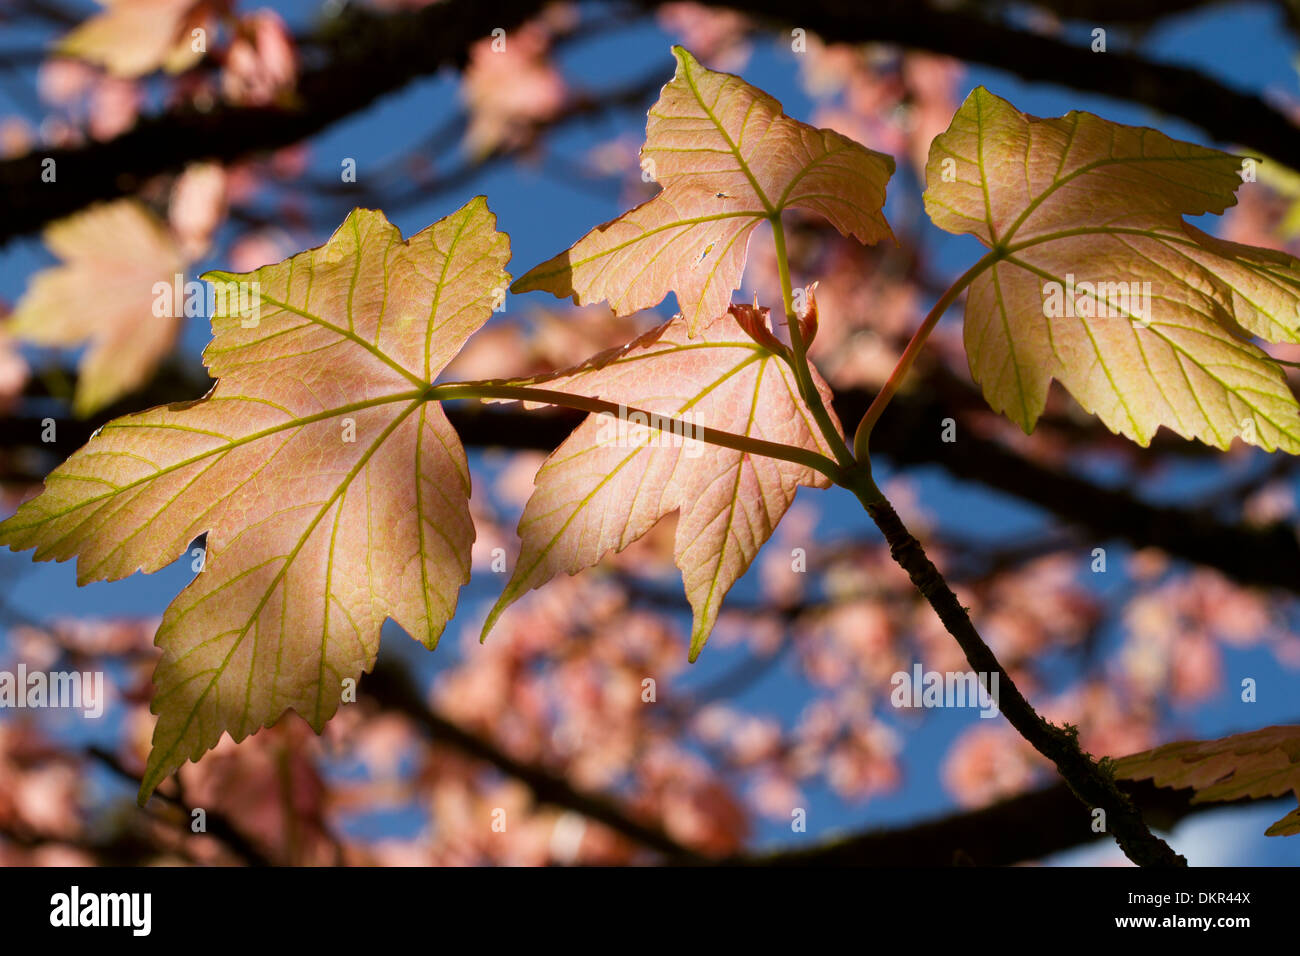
[925,87,1300,452]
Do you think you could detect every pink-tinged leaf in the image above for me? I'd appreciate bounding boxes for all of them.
[0,199,510,802]
[482,310,840,660]
[8,200,187,416]
[925,87,1300,452]
[512,46,895,335]
[1114,725,1300,836]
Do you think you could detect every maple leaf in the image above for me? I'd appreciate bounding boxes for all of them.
[482,309,840,660]
[924,87,1300,452]
[0,199,510,801]
[8,200,188,416]
[57,0,217,79]
[1114,726,1300,836]
[513,46,895,335]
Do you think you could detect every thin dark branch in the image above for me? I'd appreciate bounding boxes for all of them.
[4,0,1300,246]
[87,745,276,866]
[856,490,1186,866]
[0,0,552,246]
[8,364,1300,597]
[672,0,1300,165]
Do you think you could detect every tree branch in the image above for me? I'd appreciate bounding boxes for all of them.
[854,489,1187,866]
[675,0,1300,167]
[0,0,550,246]
[856,380,1300,594]
[361,660,706,864]
[744,777,1279,866]
[87,746,276,866]
[8,366,1300,596]
[5,0,1299,246]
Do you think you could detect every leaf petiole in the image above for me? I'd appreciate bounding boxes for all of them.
[852,253,994,458]
[426,380,846,484]
[770,215,856,468]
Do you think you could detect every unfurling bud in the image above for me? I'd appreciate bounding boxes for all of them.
[796,283,818,346]
[729,300,788,356]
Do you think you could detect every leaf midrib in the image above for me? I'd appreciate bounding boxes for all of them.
[8,391,425,533]
[205,273,428,389]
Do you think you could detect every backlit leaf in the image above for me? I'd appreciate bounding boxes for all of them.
[0,199,510,801]
[9,200,187,416]
[1114,726,1300,836]
[57,0,213,78]
[482,309,840,660]
[513,46,895,335]
[925,87,1300,452]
